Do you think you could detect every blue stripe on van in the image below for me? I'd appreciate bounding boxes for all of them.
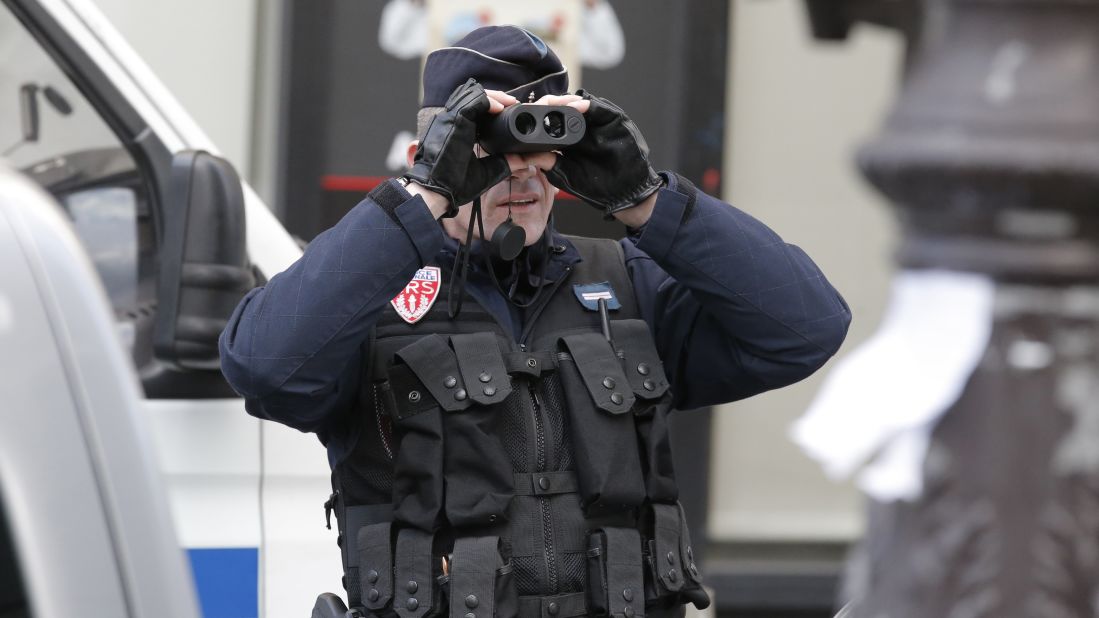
[187,547,259,618]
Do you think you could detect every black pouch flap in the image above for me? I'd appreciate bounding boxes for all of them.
[395,334,470,412]
[394,528,434,618]
[675,502,705,589]
[504,350,557,377]
[609,320,669,400]
[387,366,440,420]
[450,536,503,618]
[344,505,395,568]
[358,522,394,611]
[651,504,684,593]
[603,527,644,618]
[451,333,513,405]
[560,333,635,415]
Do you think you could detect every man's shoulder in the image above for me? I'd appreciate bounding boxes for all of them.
[557,233,622,255]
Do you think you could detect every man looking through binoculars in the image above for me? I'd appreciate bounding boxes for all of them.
[221,25,851,618]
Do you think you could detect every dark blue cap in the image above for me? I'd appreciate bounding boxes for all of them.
[421,26,569,108]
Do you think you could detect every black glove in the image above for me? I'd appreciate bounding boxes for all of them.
[403,79,511,215]
[545,91,663,217]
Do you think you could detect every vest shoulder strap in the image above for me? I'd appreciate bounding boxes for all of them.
[560,235,640,318]
[522,236,641,349]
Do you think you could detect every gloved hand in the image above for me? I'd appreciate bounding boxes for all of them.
[545,91,663,217]
[403,79,511,215]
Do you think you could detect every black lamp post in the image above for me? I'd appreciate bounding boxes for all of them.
[806,1,1099,614]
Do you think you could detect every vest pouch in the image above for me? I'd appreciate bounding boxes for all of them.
[586,527,645,618]
[358,522,396,617]
[611,319,677,503]
[332,487,394,610]
[390,335,467,531]
[392,528,437,618]
[558,333,646,514]
[444,333,516,528]
[642,504,710,612]
[449,536,518,618]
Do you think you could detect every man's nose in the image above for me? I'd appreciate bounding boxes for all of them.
[506,154,538,181]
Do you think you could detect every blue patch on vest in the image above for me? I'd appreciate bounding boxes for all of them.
[573,282,621,311]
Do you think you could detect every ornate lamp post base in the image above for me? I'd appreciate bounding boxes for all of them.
[804,1,1099,615]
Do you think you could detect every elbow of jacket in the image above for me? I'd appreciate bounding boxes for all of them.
[218,333,280,400]
[760,311,853,390]
[799,308,853,378]
[242,395,328,434]
[828,306,854,355]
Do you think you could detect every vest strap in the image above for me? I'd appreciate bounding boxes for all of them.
[517,592,587,618]
[345,505,394,555]
[449,536,503,618]
[512,471,579,496]
[645,503,711,610]
[394,334,470,413]
[394,528,434,618]
[560,333,635,415]
[451,333,513,405]
[504,351,558,377]
[610,320,670,400]
[651,503,684,593]
[603,528,645,618]
[357,522,393,612]
[388,365,440,419]
[587,527,645,618]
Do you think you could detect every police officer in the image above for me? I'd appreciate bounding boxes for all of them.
[220,26,851,618]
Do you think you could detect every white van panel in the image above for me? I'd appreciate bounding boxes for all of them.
[143,399,262,549]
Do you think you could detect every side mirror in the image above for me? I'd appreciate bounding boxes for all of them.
[19,84,40,143]
[154,151,255,370]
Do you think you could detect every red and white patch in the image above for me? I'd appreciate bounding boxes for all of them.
[390,266,441,324]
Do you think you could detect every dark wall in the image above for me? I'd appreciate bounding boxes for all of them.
[279,0,727,241]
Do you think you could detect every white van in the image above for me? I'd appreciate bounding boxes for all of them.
[0,1,337,616]
[0,162,201,618]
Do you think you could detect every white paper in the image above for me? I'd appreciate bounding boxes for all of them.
[790,270,995,501]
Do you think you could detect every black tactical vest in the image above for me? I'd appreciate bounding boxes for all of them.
[328,237,708,618]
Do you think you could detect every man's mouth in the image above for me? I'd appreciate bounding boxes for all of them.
[498,195,538,208]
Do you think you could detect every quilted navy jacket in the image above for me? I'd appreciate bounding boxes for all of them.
[219,174,852,465]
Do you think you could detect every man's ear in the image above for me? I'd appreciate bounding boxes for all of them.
[406,140,419,168]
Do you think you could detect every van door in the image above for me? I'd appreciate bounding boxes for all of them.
[0,163,201,618]
[1,2,336,616]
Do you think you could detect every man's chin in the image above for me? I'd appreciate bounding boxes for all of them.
[519,224,548,246]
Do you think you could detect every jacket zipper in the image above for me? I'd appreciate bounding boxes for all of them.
[518,264,572,594]
[528,380,558,593]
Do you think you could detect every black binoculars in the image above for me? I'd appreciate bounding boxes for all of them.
[478,104,586,154]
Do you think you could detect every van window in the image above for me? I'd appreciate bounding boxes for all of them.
[0,6,155,334]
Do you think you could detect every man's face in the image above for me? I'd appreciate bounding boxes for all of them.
[443,148,557,247]
[409,90,587,248]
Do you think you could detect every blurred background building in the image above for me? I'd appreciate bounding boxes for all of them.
[86,0,904,615]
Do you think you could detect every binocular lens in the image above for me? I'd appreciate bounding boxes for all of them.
[479,105,584,154]
[515,112,537,135]
[543,112,565,138]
